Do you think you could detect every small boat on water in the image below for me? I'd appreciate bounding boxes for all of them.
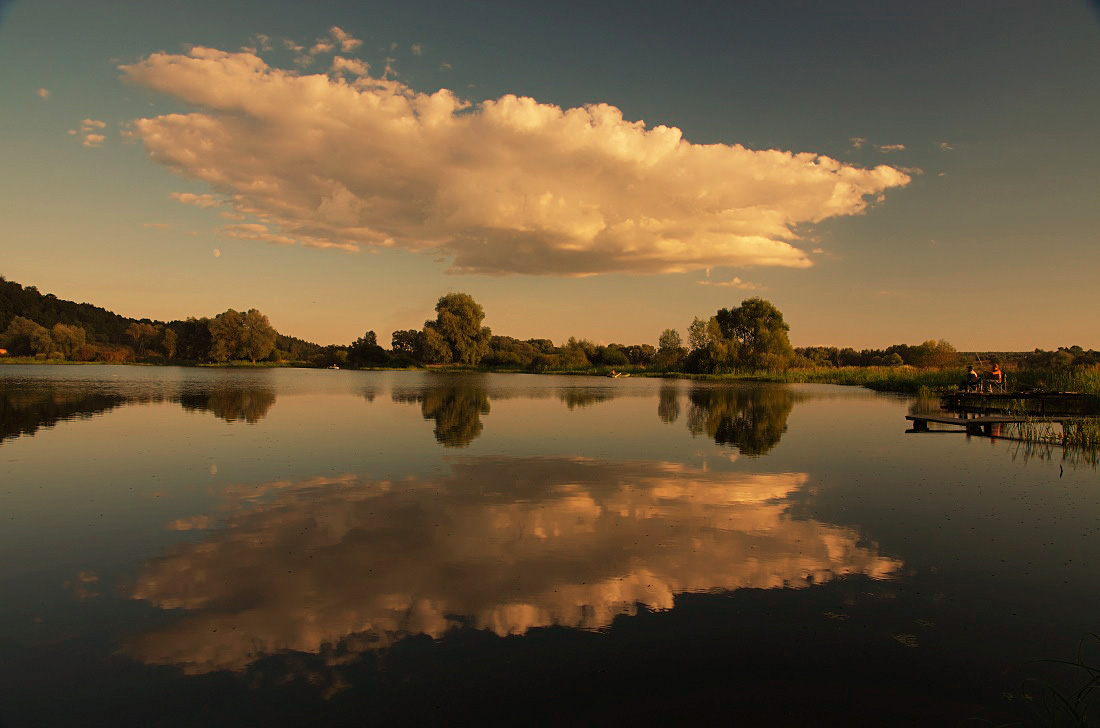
[607,370,629,378]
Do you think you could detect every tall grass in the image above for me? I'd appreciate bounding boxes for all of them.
[1001,414,1100,468]
[638,366,965,393]
[638,364,1100,397]
[1021,632,1100,726]
[1012,366,1100,395]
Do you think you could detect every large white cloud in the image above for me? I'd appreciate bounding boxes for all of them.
[121,47,910,276]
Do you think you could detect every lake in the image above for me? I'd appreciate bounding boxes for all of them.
[1,365,1096,726]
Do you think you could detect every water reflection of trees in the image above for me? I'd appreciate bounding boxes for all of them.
[179,388,277,424]
[0,385,277,439]
[657,385,680,423]
[393,385,491,447]
[558,388,615,410]
[686,386,795,455]
[0,386,127,442]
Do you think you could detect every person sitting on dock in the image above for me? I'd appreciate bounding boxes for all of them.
[962,366,981,391]
[986,363,1004,392]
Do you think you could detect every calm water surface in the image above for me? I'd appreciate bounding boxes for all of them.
[1,365,1097,726]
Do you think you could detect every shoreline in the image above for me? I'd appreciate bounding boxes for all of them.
[4,358,1097,400]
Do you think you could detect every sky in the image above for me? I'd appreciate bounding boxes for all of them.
[1,0,1098,350]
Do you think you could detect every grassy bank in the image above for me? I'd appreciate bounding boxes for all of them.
[613,366,963,393]
[6,356,1098,398]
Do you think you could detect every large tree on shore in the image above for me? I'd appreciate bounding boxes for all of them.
[422,293,491,365]
[715,298,794,369]
[238,309,277,362]
[50,323,86,359]
[687,298,794,372]
[712,296,792,371]
[1,316,51,356]
[209,308,276,362]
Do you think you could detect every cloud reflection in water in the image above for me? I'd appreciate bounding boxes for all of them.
[123,456,901,675]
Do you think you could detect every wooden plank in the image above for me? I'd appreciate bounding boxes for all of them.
[905,414,1068,427]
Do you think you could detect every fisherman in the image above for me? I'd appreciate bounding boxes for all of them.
[963,365,981,391]
[985,363,1003,392]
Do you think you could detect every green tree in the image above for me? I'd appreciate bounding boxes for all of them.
[238,309,277,362]
[421,326,453,363]
[391,329,423,358]
[2,316,50,356]
[208,309,276,363]
[597,346,629,367]
[126,322,159,357]
[656,328,686,368]
[162,328,178,359]
[174,317,212,360]
[348,330,388,366]
[687,316,711,352]
[50,323,86,359]
[422,293,491,365]
[910,339,958,369]
[483,335,541,368]
[208,310,243,362]
[619,344,656,366]
[714,298,794,370]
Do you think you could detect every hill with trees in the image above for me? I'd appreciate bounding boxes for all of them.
[0,275,320,365]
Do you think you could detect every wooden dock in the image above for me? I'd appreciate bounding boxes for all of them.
[906,413,1069,436]
[942,391,1099,416]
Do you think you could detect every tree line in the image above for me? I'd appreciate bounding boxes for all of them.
[0,276,309,364]
[2,275,1095,373]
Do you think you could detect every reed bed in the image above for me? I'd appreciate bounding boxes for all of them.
[998,413,1100,468]
[1011,366,1100,396]
[642,366,965,393]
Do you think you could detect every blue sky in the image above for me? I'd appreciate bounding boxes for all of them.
[2,0,1097,349]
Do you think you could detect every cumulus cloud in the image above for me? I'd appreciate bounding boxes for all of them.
[411,43,423,55]
[120,47,912,276]
[289,27,362,66]
[36,87,49,99]
[170,191,221,208]
[221,223,298,245]
[697,276,765,290]
[74,118,107,147]
[329,26,362,52]
[331,56,369,77]
[937,141,954,151]
[877,143,906,153]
